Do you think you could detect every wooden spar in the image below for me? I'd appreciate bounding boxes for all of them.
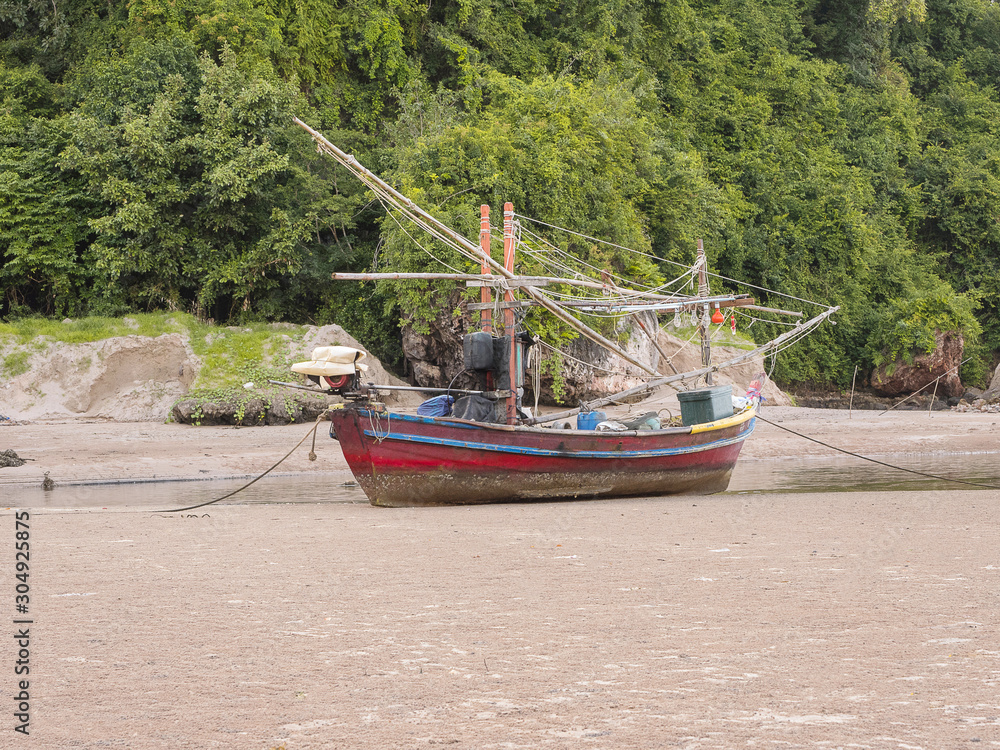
[333,272,489,282]
[330,271,659,293]
[468,294,754,312]
[503,203,517,424]
[331,272,765,313]
[295,117,660,377]
[696,239,712,385]
[328,278,797,320]
[479,206,493,334]
[525,287,657,375]
[743,304,804,318]
[527,306,840,425]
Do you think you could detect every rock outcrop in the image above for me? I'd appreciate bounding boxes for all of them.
[401,292,661,403]
[655,330,792,406]
[871,330,964,399]
[529,314,661,403]
[399,297,794,406]
[984,362,1000,403]
[401,290,471,389]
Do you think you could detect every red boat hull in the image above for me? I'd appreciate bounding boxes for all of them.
[329,406,756,507]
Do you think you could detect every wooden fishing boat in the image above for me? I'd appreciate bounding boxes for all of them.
[329,403,756,507]
[282,119,838,507]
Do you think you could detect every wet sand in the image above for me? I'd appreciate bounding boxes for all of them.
[2,406,999,489]
[2,407,999,748]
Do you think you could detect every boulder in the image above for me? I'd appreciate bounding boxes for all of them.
[970,364,1000,404]
[655,330,792,406]
[871,330,964,399]
[531,313,660,403]
[401,292,661,403]
[0,449,26,468]
[296,324,418,405]
[401,289,474,390]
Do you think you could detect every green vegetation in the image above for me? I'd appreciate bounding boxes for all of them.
[0,312,315,387]
[1,0,998,386]
[866,286,986,383]
[1,348,29,376]
[0,313,186,343]
[177,362,326,426]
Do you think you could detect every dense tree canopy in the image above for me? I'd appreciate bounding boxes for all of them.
[1,0,997,385]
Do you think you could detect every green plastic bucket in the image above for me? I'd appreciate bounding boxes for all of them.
[676,385,733,426]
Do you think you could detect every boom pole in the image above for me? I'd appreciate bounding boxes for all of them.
[295,117,660,377]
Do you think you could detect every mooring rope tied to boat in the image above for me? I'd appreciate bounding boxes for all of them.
[149,408,996,514]
[757,415,1000,490]
[155,410,334,513]
[368,408,391,443]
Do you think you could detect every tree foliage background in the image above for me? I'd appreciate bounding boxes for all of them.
[1,0,997,384]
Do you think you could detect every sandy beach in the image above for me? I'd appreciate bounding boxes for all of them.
[2,407,999,748]
[3,405,999,489]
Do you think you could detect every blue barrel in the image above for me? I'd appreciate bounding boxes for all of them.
[577,411,606,430]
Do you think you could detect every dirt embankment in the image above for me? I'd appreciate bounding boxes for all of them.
[0,323,418,423]
[0,333,197,422]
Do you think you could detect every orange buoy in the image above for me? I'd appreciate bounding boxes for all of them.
[711,307,725,324]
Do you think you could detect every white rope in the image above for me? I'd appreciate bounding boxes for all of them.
[381,201,466,274]
[515,213,685,274]
[535,339,653,378]
[733,307,802,327]
[515,213,834,311]
[367,408,391,442]
[518,223,684,294]
[506,227,699,306]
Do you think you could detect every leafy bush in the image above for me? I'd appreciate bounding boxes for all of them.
[866,289,983,381]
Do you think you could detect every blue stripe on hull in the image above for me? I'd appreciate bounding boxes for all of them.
[362,419,755,459]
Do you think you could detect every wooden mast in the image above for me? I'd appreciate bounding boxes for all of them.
[479,205,493,334]
[503,202,517,424]
[697,239,713,385]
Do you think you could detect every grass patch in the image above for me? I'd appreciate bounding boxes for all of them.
[2,349,30,377]
[0,313,187,344]
[185,320,312,389]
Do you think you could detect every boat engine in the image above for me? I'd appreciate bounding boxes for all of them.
[291,346,369,397]
[462,330,534,421]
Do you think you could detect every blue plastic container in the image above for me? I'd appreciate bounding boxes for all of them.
[577,411,606,430]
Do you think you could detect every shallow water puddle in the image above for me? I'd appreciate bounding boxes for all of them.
[728,452,1000,494]
[7,452,999,508]
[7,474,366,509]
